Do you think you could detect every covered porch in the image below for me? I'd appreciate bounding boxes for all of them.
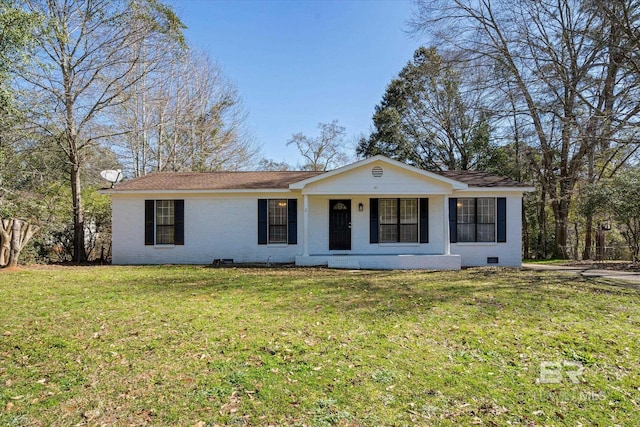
[287,156,467,270]
[292,192,459,270]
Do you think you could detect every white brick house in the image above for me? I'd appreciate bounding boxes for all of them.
[105,156,534,269]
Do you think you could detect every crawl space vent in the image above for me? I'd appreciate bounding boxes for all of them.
[487,257,499,264]
[371,166,384,178]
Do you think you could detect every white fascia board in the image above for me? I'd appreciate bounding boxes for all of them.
[289,155,468,190]
[453,187,536,195]
[301,189,453,196]
[106,188,295,196]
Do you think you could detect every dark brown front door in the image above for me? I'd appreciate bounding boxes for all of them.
[329,200,351,250]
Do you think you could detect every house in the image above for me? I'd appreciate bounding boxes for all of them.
[105,155,534,269]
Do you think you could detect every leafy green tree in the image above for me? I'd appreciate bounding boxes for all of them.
[358,46,499,171]
[608,167,640,262]
[587,169,640,261]
[0,2,41,266]
[0,1,39,120]
[0,0,40,208]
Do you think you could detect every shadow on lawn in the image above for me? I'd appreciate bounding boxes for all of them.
[123,266,639,320]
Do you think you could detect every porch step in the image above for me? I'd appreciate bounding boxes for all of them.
[327,257,361,270]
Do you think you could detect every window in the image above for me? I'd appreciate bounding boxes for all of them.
[258,199,297,245]
[456,198,495,242]
[379,198,418,243]
[145,200,184,246]
[268,199,288,243]
[156,200,175,244]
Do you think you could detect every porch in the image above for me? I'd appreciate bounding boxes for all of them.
[295,254,461,270]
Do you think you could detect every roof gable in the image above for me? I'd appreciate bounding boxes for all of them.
[289,155,467,191]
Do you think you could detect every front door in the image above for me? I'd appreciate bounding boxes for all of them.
[329,199,351,250]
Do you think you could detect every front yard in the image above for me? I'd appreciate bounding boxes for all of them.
[0,266,638,426]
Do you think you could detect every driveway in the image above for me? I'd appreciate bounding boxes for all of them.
[522,263,640,284]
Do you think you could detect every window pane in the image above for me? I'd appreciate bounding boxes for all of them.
[457,198,475,224]
[379,199,397,224]
[156,200,174,225]
[477,198,495,241]
[156,200,175,244]
[156,225,175,244]
[399,224,417,242]
[400,199,417,224]
[380,224,397,243]
[477,198,495,224]
[477,224,495,242]
[456,198,475,242]
[457,224,476,243]
[269,225,287,243]
[268,199,287,243]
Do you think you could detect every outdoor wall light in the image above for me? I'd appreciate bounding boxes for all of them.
[358,203,364,212]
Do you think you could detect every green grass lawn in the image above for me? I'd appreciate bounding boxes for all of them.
[1,266,638,426]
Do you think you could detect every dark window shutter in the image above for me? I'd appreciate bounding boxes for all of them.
[258,199,268,245]
[370,198,379,243]
[449,198,458,243]
[174,200,184,245]
[420,198,429,243]
[145,200,155,245]
[497,197,507,243]
[287,199,297,244]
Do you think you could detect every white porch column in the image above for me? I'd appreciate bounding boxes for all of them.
[443,195,451,255]
[303,194,309,256]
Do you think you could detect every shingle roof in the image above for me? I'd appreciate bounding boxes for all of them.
[434,170,532,188]
[110,168,530,191]
[112,171,325,191]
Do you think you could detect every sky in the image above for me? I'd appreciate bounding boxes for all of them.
[173,0,423,167]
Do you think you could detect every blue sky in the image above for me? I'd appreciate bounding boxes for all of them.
[174,0,422,167]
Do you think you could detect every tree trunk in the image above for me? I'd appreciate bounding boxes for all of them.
[536,191,547,259]
[1,218,39,267]
[8,220,22,267]
[71,161,87,263]
[552,197,571,259]
[0,218,11,266]
[582,215,593,260]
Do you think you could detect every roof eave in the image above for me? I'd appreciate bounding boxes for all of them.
[454,186,536,193]
[106,188,296,195]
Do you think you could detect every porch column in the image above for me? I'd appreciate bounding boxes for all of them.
[303,194,309,256]
[443,195,451,255]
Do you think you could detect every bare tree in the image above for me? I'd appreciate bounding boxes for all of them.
[112,49,258,175]
[287,120,351,171]
[257,158,292,171]
[412,0,640,258]
[20,0,184,262]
